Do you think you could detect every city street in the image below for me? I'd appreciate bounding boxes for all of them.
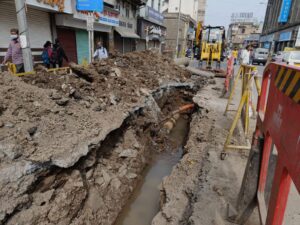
[0,0,299,225]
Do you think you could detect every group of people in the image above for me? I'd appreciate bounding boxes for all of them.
[230,45,253,65]
[42,39,69,69]
[2,27,109,74]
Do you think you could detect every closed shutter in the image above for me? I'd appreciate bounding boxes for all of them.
[0,3,51,48]
[57,28,77,64]
[76,30,89,65]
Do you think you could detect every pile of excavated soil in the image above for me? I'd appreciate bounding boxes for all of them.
[0,50,206,225]
[22,50,190,110]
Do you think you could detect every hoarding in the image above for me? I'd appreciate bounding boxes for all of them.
[76,0,103,12]
[278,0,292,23]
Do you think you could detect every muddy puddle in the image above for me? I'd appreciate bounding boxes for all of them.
[115,116,189,225]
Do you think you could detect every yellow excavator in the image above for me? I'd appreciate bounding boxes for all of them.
[198,26,226,71]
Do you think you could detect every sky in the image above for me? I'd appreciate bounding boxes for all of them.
[205,0,268,29]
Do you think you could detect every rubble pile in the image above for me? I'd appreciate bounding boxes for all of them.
[0,50,203,225]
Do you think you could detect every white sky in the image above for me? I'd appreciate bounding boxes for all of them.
[205,0,268,29]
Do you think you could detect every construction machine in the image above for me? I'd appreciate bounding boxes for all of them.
[198,26,226,72]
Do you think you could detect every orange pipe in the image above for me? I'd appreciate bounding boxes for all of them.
[178,103,195,113]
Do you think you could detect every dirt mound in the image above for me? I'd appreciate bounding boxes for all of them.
[0,50,202,225]
[22,50,190,109]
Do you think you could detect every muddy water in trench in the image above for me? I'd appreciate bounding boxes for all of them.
[115,116,189,225]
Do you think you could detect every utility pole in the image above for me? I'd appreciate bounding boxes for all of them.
[15,0,33,72]
[175,0,182,58]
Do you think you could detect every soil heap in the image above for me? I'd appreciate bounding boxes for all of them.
[0,50,196,225]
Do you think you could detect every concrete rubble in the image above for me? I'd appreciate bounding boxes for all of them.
[0,50,210,225]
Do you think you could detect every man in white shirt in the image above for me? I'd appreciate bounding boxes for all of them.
[93,41,108,60]
[241,45,251,65]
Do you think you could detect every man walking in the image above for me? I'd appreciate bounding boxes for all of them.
[93,41,108,60]
[2,28,24,73]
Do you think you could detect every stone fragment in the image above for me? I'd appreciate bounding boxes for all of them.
[119,149,138,158]
[55,98,69,106]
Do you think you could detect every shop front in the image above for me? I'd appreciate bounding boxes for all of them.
[260,34,274,51]
[0,0,72,63]
[114,19,140,54]
[56,6,119,64]
[275,30,294,52]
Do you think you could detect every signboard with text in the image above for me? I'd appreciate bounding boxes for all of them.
[278,0,292,23]
[76,0,103,12]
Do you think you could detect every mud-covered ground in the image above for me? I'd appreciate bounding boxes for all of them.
[0,51,210,225]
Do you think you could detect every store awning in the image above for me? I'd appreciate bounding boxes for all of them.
[115,27,140,39]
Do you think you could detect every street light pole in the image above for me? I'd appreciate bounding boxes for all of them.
[15,0,33,72]
[175,0,182,58]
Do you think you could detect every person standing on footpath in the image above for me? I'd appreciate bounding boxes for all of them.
[52,38,69,68]
[2,28,24,73]
[42,41,53,69]
[232,48,238,65]
[93,41,108,60]
[241,45,251,65]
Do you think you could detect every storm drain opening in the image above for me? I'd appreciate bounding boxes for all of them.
[114,87,197,225]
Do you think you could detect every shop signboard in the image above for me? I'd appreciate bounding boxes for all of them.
[74,8,119,27]
[278,0,292,23]
[26,0,72,13]
[147,7,164,24]
[279,31,292,42]
[76,0,103,12]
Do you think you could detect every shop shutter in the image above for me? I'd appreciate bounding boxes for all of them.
[57,28,78,64]
[0,3,51,48]
[76,30,89,65]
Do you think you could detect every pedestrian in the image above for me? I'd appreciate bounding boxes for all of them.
[42,41,53,69]
[232,48,238,65]
[241,45,251,65]
[2,28,24,73]
[93,41,108,60]
[52,38,69,68]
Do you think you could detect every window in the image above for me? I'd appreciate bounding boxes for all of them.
[151,0,154,8]
[241,28,246,34]
[126,6,130,18]
[158,0,161,12]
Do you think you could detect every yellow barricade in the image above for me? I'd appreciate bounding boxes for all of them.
[222,64,261,159]
[6,63,72,77]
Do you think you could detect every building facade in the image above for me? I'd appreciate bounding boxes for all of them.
[137,0,166,51]
[0,0,146,66]
[162,0,199,21]
[163,13,196,57]
[227,22,261,49]
[197,0,206,23]
[0,0,73,63]
[261,0,300,52]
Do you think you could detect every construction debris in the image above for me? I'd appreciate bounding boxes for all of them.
[0,50,207,225]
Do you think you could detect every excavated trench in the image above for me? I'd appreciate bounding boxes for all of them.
[2,84,202,225]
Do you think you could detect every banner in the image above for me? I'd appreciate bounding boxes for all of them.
[77,0,103,12]
[278,0,292,23]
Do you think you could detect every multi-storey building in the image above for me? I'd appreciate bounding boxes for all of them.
[137,0,166,51]
[227,22,261,49]
[197,0,206,23]
[261,0,300,52]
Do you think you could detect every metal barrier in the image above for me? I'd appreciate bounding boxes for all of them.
[222,64,261,158]
[6,62,72,76]
[228,63,300,224]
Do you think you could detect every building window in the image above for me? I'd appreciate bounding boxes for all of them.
[158,0,161,12]
[151,0,154,8]
[241,28,246,34]
[126,6,130,18]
